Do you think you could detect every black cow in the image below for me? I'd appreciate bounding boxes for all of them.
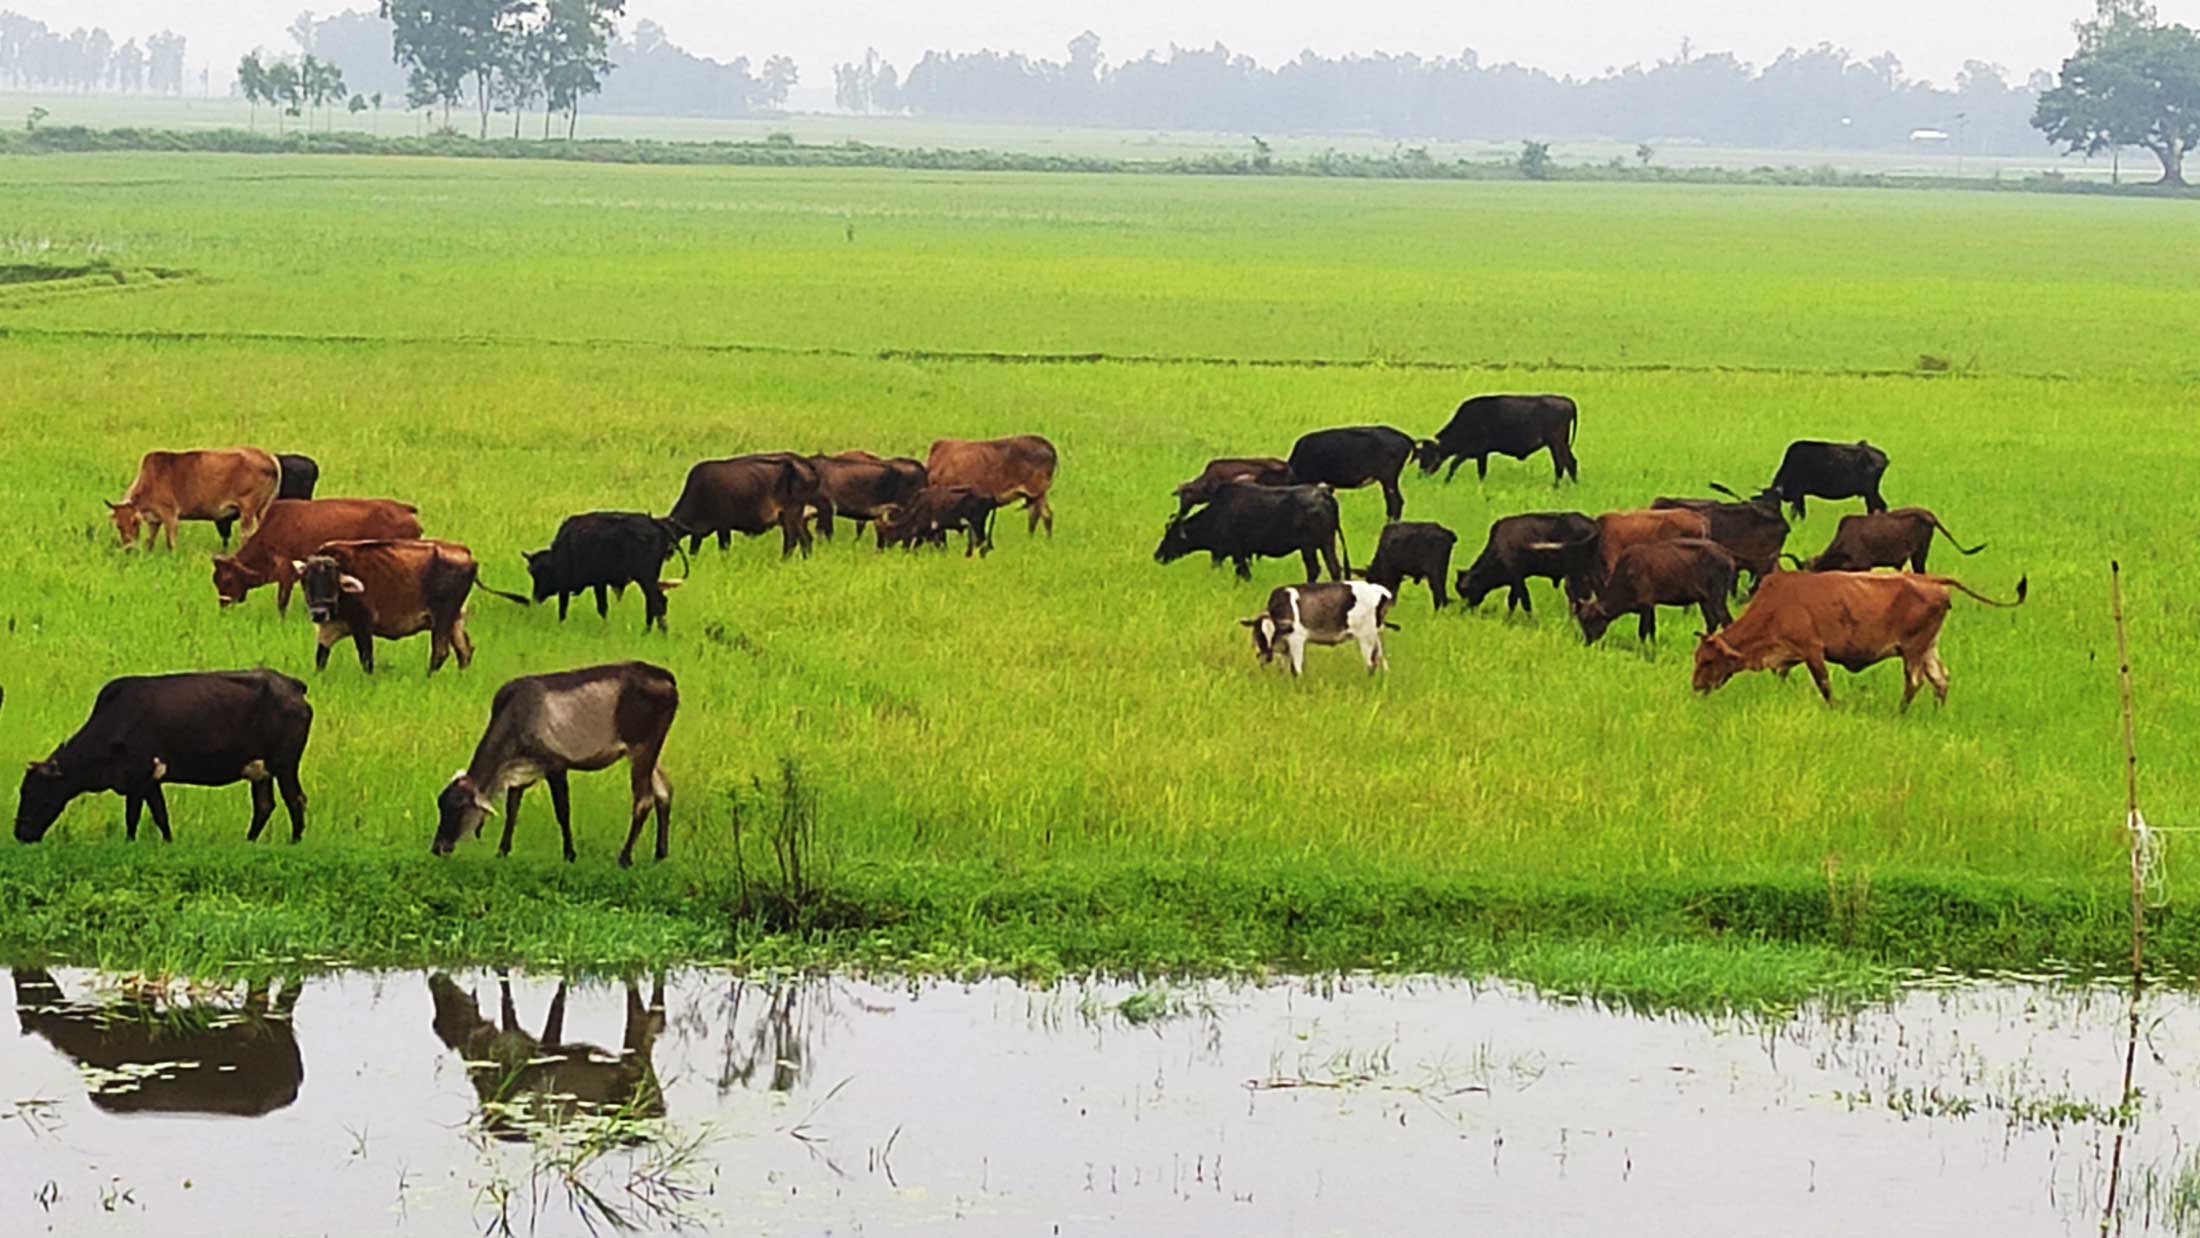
[212,452,319,544]
[1359,521,1458,611]
[15,670,313,844]
[14,969,304,1116]
[1454,512,1599,615]
[1754,440,1890,519]
[1286,426,1413,523]
[525,512,686,632]
[1154,483,1349,582]
[1571,538,1738,645]
[1651,491,1791,593]
[1413,394,1579,484]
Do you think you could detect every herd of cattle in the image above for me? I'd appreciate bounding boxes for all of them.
[14,396,2023,858]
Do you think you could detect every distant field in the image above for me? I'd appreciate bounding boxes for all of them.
[0,154,2195,985]
[0,88,2126,180]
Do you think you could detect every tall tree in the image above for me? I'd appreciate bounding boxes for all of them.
[760,53,797,108]
[146,31,186,94]
[383,0,532,134]
[237,50,270,128]
[2035,0,2200,184]
[540,0,621,138]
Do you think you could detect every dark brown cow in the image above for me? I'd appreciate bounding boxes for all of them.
[1570,508,1711,599]
[1173,456,1294,517]
[925,435,1058,536]
[875,485,1002,556]
[1651,494,1790,592]
[295,539,526,675]
[1454,511,1600,615]
[1801,507,1986,573]
[211,498,423,613]
[1572,539,1737,645]
[109,447,280,550]
[428,972,666,1139]
[810,451,928,539]
[665,454,832,559]
[1694,571,2026,709]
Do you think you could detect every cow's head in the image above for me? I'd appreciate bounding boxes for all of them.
[1411,438,1447,476]
[872,504,908,549]
[210,553,259,607]
[520,548,556,602]
[294,555,364,625]
[14,759,71,843]
[1455,557,1504,609]
[1238,612,1289,665]
[106,501,141,546]
[432,771,496,855]
[1153,515,1199,565]
[1692,631,1745,693]
[1570,594,1615,645]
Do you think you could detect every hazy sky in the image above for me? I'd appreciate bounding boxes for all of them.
[20,1,2176,96]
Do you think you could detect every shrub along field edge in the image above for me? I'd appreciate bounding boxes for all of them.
[0,849,2168,1012]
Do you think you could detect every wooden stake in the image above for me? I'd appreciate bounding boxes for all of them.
[2102,560,2144,1236]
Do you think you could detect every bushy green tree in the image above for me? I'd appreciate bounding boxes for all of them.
[2035,0,2200,185]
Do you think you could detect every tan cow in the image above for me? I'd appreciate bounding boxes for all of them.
[925,435,1058,536]
[1801,507,1987,574]
[1693,571,2027,709]
[211,498,423,613]
[109,447,281,550]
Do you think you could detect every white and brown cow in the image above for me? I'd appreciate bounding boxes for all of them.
[1239,580,1396,677]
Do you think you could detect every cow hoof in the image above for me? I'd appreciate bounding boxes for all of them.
[617,852,634,869]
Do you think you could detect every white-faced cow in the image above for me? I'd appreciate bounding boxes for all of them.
[109,447,281,551]
[1286,426,1413,523]
[1800,507,1986,573]
[433,661,678,867]
[1752,440,1890,519]
[1694,571,2026,709]
[1359,521,1457,611]
[15,670,312,844]
[1154,483,1348,582]
[925,435,1058,537]
[296,539,528,675]
[1240,580,1396,676]
[524,512,687,632]
[1454,512,1601,616]
[1414,394,1579,484]
[1571,538,1737,645]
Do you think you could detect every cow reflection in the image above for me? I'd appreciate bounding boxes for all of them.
[428,972,666,1139]
[12,969,303,1117]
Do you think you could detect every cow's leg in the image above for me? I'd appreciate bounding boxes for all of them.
[353,629,375,674]
[124,793,142,841]
[714,529,731,552]
[1035,495,1054,537]
[1866,487,1887,514]
[641,581,667,632]
[617,747,662,869]
[496,786,523,852]
[276,575,296,616]
[1286,631,1308,677]
[553,591,570,621]
[1512,582,1533,616]
[1234,556,1253,581]
[450,614,474,669]
[314,624,339,672]
[246,777,276,842]
[498,977,519,1034]
[428,625,452,674]
[643,762,673,862]
[144,785,173,841]
[214,513,236,545]
[1792,496,1807,521]
[1924,642,1950,706]
[275,766,308,842]
[1899,652,1926,713]
[1300,547,1322,583]
[1803,654,1834,704]
[542,984,568,1046]
[1703,596,1733,631]
[161,512,180,551]
[1322,542,1344,582]
[1444,454,1465,483]
[1380,479,1403,523]
[1431,570,1450,611]
[1475,455,1490,481]
[547,770,576,862]
[593,585,610,617]
[1361,632,1385,674]
[1911,545,1930,573]
[1637,608,1655,643]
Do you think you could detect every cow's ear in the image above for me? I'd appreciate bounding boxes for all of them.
[1238,616,1260,627]
[338,574,367,594]
[105,501,126,512]
[521,550,540,564]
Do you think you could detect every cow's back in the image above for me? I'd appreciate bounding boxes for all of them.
[128,447,280,513]
[323,539,473,631]
[241,498,422,570]
[926,435,1057,499]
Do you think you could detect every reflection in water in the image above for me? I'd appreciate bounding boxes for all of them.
[10,968,303,1117]
[714,981,832,1094]
[428,972,666,1139]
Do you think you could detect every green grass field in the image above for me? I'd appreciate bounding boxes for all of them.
[1,153,2195,995]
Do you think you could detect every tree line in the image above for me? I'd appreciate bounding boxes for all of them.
[0,13,188,94]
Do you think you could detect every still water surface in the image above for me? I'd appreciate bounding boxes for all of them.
[4,969,2196,1236]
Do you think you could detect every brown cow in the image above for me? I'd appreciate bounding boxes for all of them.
[665,454,832,559]
[1173,456,1293,517]
[1650,494,1790,593]
[211,498,423,614]
[109,447,280,550]
[925,435,1058,536]
[1801,507,1987,573]
[875,485,1002,556]
[1572,538,1737,645]
[809,451,928,539]
[1693,571,2026,709]
[294,539,527,675]
[1565,508,1710,601]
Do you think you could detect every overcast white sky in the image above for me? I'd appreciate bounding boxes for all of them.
[19,1,2191,93]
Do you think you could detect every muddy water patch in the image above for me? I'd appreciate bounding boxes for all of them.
[3,970,2197,1235]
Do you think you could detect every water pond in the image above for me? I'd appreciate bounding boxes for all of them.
[4,968,2197,1235]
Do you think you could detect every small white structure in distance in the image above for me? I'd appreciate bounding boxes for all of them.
[1909,128,1951,143]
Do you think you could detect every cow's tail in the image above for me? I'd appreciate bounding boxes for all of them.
[1335,522,1354,578]
[1566,402,1578,447]
[475,579,533,605]
[1933,575,2028,608]
[1708,481,1743,501]
[671,540,692,580]
[1927,514,1987,556]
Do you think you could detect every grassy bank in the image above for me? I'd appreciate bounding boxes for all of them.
[0,846,2174,1011]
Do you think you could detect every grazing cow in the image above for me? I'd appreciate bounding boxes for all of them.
[432,661,678,866]
[524,512,686,632]
[1413,394,1580,484]
[665,453,834,559]
[213,453,319,544]
[925,435,1058,536]
[1571,508,1712,600]
[1651,492,1791,592]
[1173,456,1295,517]
[13,970,304,1116]
[1571,538,1738,645]
[210,497,423,613]
[428,972,666,1139]
[1154,483,1348,582]
[1359,521,1458,611]
[109,447,281,550]
[14,669,312,844]
[1754,440,1890,519]
[1694,571,2027,709]
[1801,507,1987,573]
[1454,512,1601,615]
[1286,426,1413,523]
[874,485,1002,556]
[1240,581,1396,676]
[296,539,528,675]
[810,451,929,539]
